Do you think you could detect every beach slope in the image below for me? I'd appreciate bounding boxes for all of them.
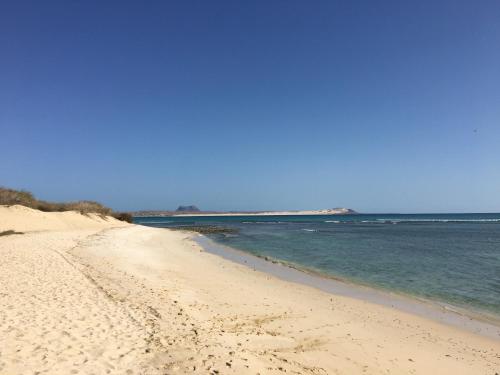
[0,206,498,374]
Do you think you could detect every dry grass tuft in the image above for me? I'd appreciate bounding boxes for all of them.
[0,230,24,237]
[0,187,132,222]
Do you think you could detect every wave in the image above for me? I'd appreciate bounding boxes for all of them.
[241,221,287,224]
[139,221,173,224]
[324,220,340,223]
[352,219,500,224]
[302,229,318,232]
[377,219,500,224]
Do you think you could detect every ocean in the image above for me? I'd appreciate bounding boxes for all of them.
[134,213,500,318]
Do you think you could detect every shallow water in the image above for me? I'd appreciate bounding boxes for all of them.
[134,213,500,317]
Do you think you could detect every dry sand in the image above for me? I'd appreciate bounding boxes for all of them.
[0,205,125,232]
[1,205,499,374]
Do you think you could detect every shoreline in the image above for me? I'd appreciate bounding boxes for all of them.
[172,212,352,217]
[2,207,500,374]
[194,233,500,340]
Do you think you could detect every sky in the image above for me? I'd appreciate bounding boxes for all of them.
[1,1,499,213]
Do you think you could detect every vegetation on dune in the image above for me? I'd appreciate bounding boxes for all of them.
[0,187,132,223]
[111,212,133,223]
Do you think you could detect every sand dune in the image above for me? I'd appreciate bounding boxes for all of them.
[0,205,125,233]
[0,206,499,374]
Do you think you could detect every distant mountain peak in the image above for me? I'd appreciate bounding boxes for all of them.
[176,205,200,212]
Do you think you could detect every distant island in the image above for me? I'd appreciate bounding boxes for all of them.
[133,207,357,217]
[176,205,200,212]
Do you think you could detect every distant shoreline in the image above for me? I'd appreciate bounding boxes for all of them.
[134,208,358,217]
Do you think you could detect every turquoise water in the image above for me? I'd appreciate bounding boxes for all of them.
[134,214,500,316]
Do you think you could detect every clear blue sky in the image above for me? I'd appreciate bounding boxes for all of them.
[1,1,499,213]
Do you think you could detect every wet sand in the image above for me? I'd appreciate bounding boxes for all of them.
[195,235,500,340]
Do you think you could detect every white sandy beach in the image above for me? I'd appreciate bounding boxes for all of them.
[1,205,499,374]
